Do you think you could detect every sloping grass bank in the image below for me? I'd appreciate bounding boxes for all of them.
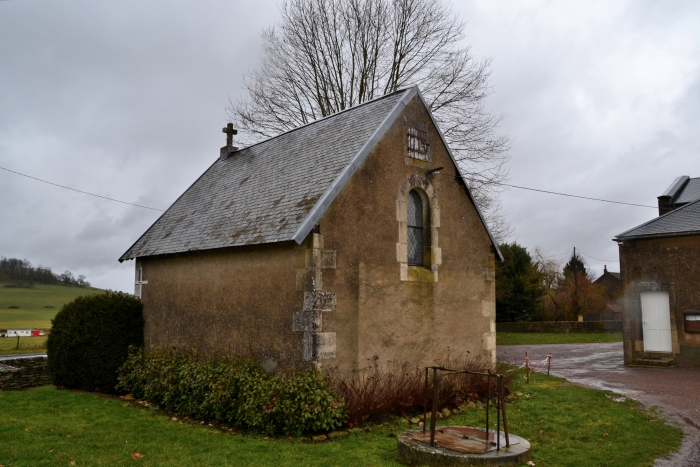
[0,283,102,329]
[0,372,681,466]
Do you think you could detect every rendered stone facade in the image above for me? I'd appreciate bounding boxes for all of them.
[128,90,500,374]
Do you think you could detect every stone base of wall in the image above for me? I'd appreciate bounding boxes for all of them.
[497,321,622,334]
[0,357,51,390]
[676,345,700,366]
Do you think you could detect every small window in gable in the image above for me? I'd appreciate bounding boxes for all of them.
[407,190,424,266]
[407,127,429,161]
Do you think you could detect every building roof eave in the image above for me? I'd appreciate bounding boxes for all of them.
[614,230,700,242]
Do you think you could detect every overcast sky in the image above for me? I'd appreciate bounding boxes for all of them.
[1,0,698,292]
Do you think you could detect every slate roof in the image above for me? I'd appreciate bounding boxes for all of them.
[673,177,700,205]
[120,86,503,262]
[614,198,700,241]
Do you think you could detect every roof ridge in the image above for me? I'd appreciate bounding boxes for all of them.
[614,197,700,240]
[119,84,505,262]
[119,87,414,262]
[235,87,413,153]
[290,87,416,243]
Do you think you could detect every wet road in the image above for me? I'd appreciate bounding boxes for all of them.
[0,353,46,361]
[498,343,700,467]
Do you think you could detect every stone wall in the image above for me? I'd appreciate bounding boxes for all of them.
[497,321,622,334]
[0,357,51,390]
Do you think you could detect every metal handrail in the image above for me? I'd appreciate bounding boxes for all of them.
[422,366,510,450]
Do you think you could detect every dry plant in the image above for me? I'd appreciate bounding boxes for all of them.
[327,355,509,425]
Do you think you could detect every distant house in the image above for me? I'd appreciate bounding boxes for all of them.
[614,175,700,366]
[583,266,622,322]
[119,86,503,374]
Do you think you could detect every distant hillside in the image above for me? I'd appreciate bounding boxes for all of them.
[0,282,103,329]
[0,256,91,288]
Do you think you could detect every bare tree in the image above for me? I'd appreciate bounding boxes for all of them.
[534,247,606,321]
[533,247,563,320]
[228,0,511,236]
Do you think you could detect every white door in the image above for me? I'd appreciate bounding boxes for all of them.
[640,291,672,352]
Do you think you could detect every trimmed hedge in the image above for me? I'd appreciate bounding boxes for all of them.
[47,291,143,393]
[117,347,347,436]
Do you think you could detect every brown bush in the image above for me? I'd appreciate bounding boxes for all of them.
[327,356,511,425]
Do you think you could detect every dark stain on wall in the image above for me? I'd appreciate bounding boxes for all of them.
[140,241,306,370]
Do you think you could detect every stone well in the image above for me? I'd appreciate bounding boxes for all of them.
[397,426,530,466]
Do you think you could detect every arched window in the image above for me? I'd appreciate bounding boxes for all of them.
[407,190,424,266]
[397,177,441,281]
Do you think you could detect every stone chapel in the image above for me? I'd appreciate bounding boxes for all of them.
[119,86,503,374]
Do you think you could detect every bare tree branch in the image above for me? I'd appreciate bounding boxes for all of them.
[228,0,511,236]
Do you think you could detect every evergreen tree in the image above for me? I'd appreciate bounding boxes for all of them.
[563,251,587,278]
[496,243,544,322]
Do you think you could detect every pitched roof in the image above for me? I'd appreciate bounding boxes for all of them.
[594,270,621,283]
[660,175,689,198]
[120,86,503,262]
[673,177,700,205]
[614,198,700,241]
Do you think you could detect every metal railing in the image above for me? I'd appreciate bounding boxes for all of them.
[422,366,510,450]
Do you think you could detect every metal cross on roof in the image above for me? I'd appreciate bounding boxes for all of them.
[222,123,238,147]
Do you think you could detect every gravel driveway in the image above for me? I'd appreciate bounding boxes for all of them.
[498,342,700,467]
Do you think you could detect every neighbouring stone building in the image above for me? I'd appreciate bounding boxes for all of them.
[119,86,503,374]
[583,266,622,322]
[614,176,700,366]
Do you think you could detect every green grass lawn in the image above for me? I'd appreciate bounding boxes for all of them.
[0,335,48,355]
[0,373,682,466]
[0,283,102,329]
[497,332,623,346]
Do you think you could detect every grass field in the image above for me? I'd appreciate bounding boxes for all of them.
[0,372,682,466]
[497,332,623,346]
[0,283,102,329]
[0,335,48,355]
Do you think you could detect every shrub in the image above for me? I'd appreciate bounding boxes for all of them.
[328,356,510,424]
[47,291,143,393]
[117,347,347,436]
[240,365,346,435]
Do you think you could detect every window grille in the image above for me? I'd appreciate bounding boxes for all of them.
[407,128,429,161]
[407,191,424,265]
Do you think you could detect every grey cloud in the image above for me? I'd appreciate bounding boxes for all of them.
[1,0,698,291]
